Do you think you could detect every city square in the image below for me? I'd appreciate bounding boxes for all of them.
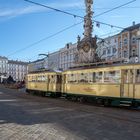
[0,0,140,139]
[0,85,140,140]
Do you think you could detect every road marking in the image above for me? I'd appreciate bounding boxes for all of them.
[0,99,17,102]
[0,92,3,94]
[0,120,6,123]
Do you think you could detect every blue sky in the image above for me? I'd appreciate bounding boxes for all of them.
[0,0,140,61]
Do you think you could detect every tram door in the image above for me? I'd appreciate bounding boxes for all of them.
[62,74,66,93]
[56,75,62,92]
[121,69,135,98]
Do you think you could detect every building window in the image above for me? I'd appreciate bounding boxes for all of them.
[131,36,136,44]
[123,38,128,45]
[103,50,106,55]
[132,50,136,57]
[124,51,128,58]
[113,48,117,54]
[66,44,69,49]
[107,40,110,44]
[119,41,121,47]
[107,47,111,54]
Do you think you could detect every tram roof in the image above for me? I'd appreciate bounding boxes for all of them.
[66,61,140,72]
[28,69,62,74]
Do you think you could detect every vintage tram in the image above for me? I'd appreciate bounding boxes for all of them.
[26,63,140,107]
[26,70,62,97]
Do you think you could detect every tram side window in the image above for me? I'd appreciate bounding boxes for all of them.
[56,75,62,83]
[123,70,129,83]
[78,73,88,83]
[66,75,69,83]
[123,70,133,83]
[41,75,47,82]
[32,76,36,82]
[95,72,103,83]
[136,69,140,83]
[130,70,134,83]
[44,75,48,82]
[37,76,41,82]
[49,75,56,83]
[88,72,96,83]
[67,74,77,83]
[88,73,95,83]
[104,71,120,83]
[28,76,32,82]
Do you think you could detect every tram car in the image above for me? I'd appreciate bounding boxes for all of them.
[26,70,62,97]
[62,63,140,107]
[26,63,140,107]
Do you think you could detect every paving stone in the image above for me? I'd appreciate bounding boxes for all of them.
[0,85,140,140]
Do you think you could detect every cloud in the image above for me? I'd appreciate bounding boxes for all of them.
[0,2,83,20]
[0,6,42,19]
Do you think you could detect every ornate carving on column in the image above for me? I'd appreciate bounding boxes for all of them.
[75,0,99,64]
[84,0,93,38]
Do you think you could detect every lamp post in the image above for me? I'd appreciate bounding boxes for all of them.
[38,53,49,69]
[38,54,48,57]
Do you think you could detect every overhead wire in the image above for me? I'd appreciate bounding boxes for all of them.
[66,6,140,12]
[94,0,136,18]
[24,0,83,19]
[8,0,136,58]
[7,20,83,57]
[24,0,132,29]
[94,6,140,10]
[99,30,121,38]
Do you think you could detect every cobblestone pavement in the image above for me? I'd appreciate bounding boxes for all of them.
[0,85,140,140]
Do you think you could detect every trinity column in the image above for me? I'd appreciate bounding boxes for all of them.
[76,0,98,63]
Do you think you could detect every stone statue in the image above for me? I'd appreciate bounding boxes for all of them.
[75,0,99,64]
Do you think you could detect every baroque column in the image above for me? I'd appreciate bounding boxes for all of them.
[75,0,98,64]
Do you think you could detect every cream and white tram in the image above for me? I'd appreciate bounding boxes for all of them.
[62,64,140,107]
[26,70,62,97]
[25,64,140,107]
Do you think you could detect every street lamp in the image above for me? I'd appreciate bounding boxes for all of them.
[38,54,49,57]
[38,53,49,69]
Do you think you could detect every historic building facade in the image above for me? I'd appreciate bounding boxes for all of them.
[46,51,60,70]
[97,35,118,61]
[28,23,140,72]
[118,23,140,63]
[97,23,140,62]
[59,43,77,70]
[28,59,45,72]
[8,60,28,81]
[28,43,77,72]
[0,56,28,82]
[0,56,8,83]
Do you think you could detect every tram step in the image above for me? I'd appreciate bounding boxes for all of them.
[120,101,132,106]
[119,104,131,106]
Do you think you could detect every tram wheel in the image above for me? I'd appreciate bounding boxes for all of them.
[78,97,86,103]
[132,101,139,108]
[104,99,111,107]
